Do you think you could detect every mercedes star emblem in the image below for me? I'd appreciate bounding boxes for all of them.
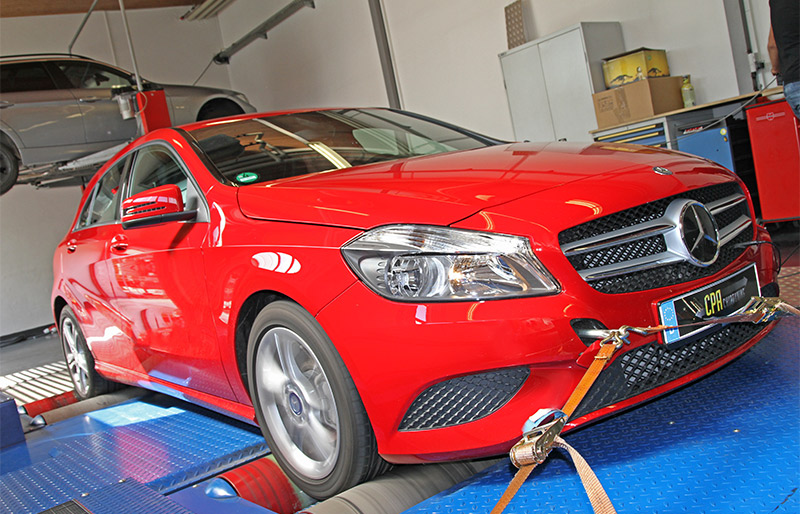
[680,201,720,266]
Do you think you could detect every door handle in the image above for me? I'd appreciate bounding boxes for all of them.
[79,97,100,103]
[0,101,14,109]
[110,235,128,252]
[66,239,78,253]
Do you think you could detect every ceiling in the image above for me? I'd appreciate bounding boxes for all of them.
[0,1,196,18]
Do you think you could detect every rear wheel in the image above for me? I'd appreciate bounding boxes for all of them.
[247,301,388,499]
[0,144,19,195]
[59,307,115,400]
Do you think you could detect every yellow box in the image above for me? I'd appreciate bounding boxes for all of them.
[602,48,669,89]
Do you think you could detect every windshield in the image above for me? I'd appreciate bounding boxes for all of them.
[187,108,496,186]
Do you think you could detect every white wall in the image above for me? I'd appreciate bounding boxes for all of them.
[382,0,516,140]
[382,0,758,142]
[218,0,388,111]
[0,186,83,334]
[522,0,745,105]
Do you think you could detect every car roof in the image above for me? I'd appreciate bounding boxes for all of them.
[0,53,95,63]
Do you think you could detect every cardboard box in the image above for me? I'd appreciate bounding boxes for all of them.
[602,48,669,88]
[592,76,684,129]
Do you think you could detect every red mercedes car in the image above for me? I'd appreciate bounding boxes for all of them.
[52,108,778,498]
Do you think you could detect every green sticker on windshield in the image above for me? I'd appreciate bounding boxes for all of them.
[236,172,259,184]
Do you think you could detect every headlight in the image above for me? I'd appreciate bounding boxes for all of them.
[341,225,559,301]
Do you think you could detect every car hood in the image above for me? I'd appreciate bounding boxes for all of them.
[236,142,725,230]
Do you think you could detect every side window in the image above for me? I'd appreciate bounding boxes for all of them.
[75,159,125,230]
[57,61,134,90]
[0,62,59,93]
[126,146,201,211]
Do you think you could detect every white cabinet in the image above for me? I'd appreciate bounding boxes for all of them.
[500,22,624,142]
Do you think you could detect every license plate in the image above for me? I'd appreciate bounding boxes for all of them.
[658,264,760,344]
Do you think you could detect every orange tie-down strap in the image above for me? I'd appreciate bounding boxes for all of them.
[490,342,618,514]
[490,296,800,514]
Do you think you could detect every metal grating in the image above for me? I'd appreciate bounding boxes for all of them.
[76,479,193,514]
[399,367,529,431]
[0,361,73,405]
[40,501,91,514]
[572,282,776,420]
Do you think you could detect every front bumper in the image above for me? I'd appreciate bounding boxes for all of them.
[316,225,778,464]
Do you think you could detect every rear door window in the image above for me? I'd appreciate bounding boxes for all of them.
[57,61,134,90]
[75,158,127,230]
[0,62,59,93]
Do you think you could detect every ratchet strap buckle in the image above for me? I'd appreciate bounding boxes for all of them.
[509,408,567,468]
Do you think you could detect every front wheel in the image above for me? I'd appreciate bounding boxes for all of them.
[247,301,388,499]
[59,306,115,400]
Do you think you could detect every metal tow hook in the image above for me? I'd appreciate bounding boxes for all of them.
[509,408,567,468]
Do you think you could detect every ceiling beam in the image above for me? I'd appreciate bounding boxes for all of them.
[1,0,196,18]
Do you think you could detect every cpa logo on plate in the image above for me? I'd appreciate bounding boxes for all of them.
[252,252,301,274]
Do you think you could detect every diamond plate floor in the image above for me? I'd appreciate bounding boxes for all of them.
[404,317,799,513]
[0,394,269,514]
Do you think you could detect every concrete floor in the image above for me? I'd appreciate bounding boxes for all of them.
[0,333,62,376]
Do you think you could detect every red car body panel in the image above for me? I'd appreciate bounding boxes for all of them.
[52,112,778,466]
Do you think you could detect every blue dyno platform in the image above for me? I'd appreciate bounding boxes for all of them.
[0,394,269,514]
[405,318,800,513]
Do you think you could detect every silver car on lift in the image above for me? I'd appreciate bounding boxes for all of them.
[0,54,256,194]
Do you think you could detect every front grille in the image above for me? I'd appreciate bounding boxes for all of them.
[590,229,751,294]
[399,367,529,431]
[559,182,741,245]
[573,319,769,419]
[559,182,753,294]
[567,235,667,271]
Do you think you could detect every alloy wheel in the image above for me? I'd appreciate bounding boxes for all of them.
[255,326,340,480]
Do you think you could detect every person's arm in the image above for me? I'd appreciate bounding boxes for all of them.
[768,26,780,75]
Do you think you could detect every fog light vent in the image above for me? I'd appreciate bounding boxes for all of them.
[399,367,529,431]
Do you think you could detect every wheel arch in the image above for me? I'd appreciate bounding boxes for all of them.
[0,121,23,153]
[0,131,19,155]
[233,289,292,398]
[196,97,245,121]
[53,295,68,328]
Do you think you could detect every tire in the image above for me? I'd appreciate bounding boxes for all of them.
[196,99,244,121]
[59,306,115,400]
[0,144,19,195]
[247,301,388,499]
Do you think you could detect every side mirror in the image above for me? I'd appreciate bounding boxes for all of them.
[121,184,196,229]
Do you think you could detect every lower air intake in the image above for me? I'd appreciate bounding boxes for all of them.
[399,367,529,431]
